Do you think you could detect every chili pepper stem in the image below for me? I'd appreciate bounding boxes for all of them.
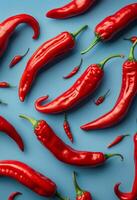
[72,25,88,39]
[128,40,137,61]
[19,114,38,129]
[0,100,8,105]
[73,171,83,196]
[103,89,110,98]
[81,35,101,55]
[22,48,30,58]
[56,191,70,200]
[99,54,124,69]
[105,153,124,161]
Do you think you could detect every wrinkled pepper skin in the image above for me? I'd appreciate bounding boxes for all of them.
[19,25,87,102]
[46,0,95,19]
[20,115,123,167]
[0,160,56,197]
[114,133,137,200]
[0,14,39,57]
[0,116,24,151]
[8,192,22,200]
[81,42,137,130]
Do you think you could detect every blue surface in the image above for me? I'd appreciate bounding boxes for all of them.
[0,0,137,199]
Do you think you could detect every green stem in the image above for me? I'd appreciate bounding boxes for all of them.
[72,25,88,39]
[19,114,38,129]
[122,134,130,138]
[73,172,83,196]
[105,153,124,161]
[128,40,137,61]
[56,191,70,200]
[22,48,30,58]
[99,54,124,69]
[0,99,8,106]
[81,35,101,55]
[64,112,67,122]
[103,89,110,98]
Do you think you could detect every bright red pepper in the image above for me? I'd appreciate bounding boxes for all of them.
[63,58,83,79]
[46,0,95,19]
[94,89,110,106]
[35,54,123,114]
[19,25,88,102]
[0,82,15,88]
[124,36,137,43]
[8,192,22,200]
[73,172,92,200]
[81,3,137,54]
[81,41,137,130]
[63,113,73,143]
[107,134,129,148]
[114,133,137,200]
[0,14,39,57]
[9,48,30,68]
[19,115,123,167]
[0,116,24,151]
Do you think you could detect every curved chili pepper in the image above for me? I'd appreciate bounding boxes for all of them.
[94,89,110,106]
[8,192,22,200]
[19,25,88,102]
[35,54,123,114]
[63,58,83,79]
[0,14,39,57]
[81,41,137,130]
[73,172,92,200]
[0,116,24,151]
[81,3,137,54]
[114,133,137,200]
[19,115,123,167]
[63,113,73,143]
[124,36,137,43]
[46,0,95,19]
[107,134,129,148]
[9,48,30,68]
[0,82,15,88]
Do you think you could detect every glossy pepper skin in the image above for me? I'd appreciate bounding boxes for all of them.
[20,115,123,167]
[107,134,129,148]
[0,82,14,88]
[0,116,24,151]
[19,25,88,102]
[81,3,137,54]
[0,14,39,57]
[81,41,137,130]
[8,192,22,200]
[46,0,95,19]
[35,54,123,114]
[114,133,137,200]
[73,172,92,200]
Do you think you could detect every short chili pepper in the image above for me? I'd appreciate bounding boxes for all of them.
[63,113,73,143]
[0,160,64,198]
[114,133,137,200]
[94,89,110,106]
[0,116,24,151]
[35,54,123,114]
[19,25,88,102]
[0,14,39,57]
[9,48,30,68]
[0,82,15,88]
[19,114,123,167]
[8,192,22,200]
[73,171,92,200]
[81,41,137,130]
[107,134,129,148]
[81,3,137,54]
[124,36,137,43]
[46,0,95,19]
[63,58,83,79]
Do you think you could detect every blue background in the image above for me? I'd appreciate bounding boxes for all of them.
[0,0,137,199]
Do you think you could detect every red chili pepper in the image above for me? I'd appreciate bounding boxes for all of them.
[81,3,137,54]
[0,160,57,197]
[107,134,129,148]
[9,48,30,68]
[19,115,123,167]
[19,25,88,102]
[46,0,95,19]
[35,54,123,114]
[124,36,137,43]
[8,192,22,200]
[63,113,73,143]
[81,41,137,131]
[0,14,39,57]
[0,82,15,88]
[0,116,24,151]
[63,58,83,79]
[73,172,92,200]
[114,133,137,200]
[94,89,110,106]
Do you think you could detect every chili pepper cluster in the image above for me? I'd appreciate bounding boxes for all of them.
[1,1,137,200]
